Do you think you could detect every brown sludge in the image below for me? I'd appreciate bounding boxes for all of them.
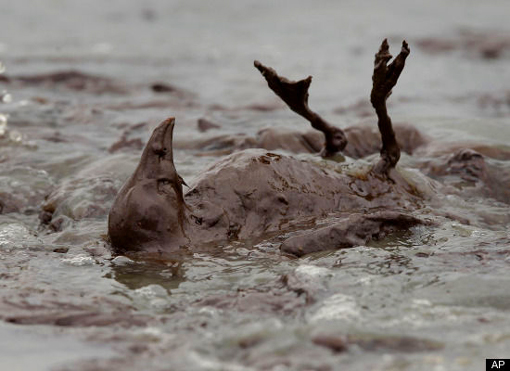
[108,40,424,257]
[0,70,128,94]
[254,60,347,158]
[370,39,410,174]
[312,333,443,354]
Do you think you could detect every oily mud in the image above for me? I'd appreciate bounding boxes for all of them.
[1,1,510,371]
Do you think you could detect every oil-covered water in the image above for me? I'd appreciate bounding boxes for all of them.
[1,1,510,370]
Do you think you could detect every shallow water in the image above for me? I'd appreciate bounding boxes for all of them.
[1,1,510,370]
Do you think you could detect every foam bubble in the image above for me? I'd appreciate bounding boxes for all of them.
[309,293,360,322]
[62,254,96,266]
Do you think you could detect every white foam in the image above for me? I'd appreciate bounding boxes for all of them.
[61,254,96,266]
[309,293,360,322]
[111,255,134,266]
[0,223,41,250]
[294,264,331,279]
